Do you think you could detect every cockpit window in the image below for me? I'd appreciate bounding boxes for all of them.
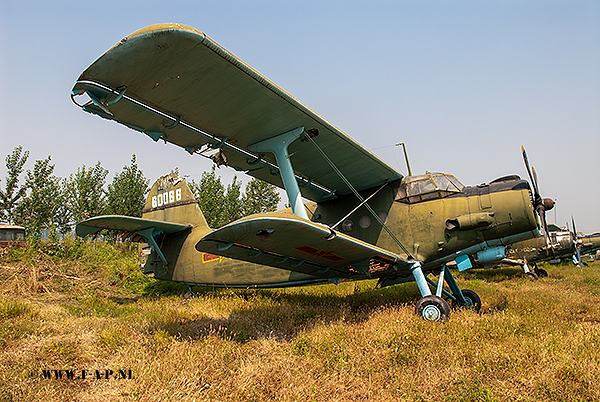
[395,173,464,204]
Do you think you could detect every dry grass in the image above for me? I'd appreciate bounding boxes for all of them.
[2,240,600,401]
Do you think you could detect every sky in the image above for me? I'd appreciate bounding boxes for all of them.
[1,1,599,233]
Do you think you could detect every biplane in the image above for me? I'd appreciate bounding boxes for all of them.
[71,23,547,321]
[472,217,600,277]
[579,232,600,260]
[470,223,573,278]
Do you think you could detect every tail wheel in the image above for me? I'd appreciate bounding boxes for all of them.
[416,295,451,321]
[452,289,482,312]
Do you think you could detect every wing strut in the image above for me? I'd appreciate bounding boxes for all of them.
[331,181,388,230]
[71,80,333,199]
[248,127,308,219]
[136,228,168,265]
[303,132,414,259]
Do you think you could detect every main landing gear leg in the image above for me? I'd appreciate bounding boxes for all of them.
[441,267,481,312]
[411,262,451,321]
[522,262,539,280]
[421,264,482,313]
[184,285,195,300]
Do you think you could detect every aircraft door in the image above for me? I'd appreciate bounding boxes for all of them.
[478,185,492,209]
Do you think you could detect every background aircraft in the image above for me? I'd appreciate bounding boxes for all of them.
[470,216,600,277]
[72,24,547,321]
[481,224,575,279]
[579,233,600,260]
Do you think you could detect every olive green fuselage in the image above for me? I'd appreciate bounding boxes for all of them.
[141,176,539,288]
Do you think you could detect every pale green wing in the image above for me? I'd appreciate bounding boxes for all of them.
[195,212,413,279]
[76,215,191,265]
[72,23,403,202]
[76,215,190,237]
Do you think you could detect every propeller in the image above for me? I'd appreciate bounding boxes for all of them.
[521,146,555,245]
[571,216,583,270]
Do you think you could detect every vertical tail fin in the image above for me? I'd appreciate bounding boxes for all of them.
[141,173,210,231]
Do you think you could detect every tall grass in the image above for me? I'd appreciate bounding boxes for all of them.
[1,240,600,401]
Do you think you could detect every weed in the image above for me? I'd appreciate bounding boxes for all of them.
[0,298,32,320]
[2,241,600,401]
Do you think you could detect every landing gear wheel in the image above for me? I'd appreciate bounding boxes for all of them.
[452,289,482,312]
[526,272,539,280]
[534,268,548,278]
[416,295,451,321]
[184,290,195,300]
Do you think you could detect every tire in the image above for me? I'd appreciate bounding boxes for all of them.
[415,295,451,321]
[526,272,539,280]
[536,268,548,278]
[453,289,482,312]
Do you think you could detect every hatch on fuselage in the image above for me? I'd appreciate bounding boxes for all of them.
[395,172,464,204]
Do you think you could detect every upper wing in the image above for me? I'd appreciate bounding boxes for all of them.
[195,212,414,279]
[72,23,403,202]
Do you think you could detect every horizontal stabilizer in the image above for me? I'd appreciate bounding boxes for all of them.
[195,212,412,278]
[77,215,191,265]
[76,215,190,237]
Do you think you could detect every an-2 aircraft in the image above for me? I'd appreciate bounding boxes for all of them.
[472,216,600,277]
[578,233,600,261]
[71,23,545,321]
[471,223,574,279]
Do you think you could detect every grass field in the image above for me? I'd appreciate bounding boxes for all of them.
[1,239,600,401]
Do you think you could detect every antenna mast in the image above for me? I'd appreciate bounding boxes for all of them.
[396,143,412,176]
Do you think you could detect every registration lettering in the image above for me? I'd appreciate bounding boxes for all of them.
[151,188,183,208]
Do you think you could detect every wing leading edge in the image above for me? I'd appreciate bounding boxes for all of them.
[72,23,403,203]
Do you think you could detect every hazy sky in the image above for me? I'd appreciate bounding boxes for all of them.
[1,1,599,232]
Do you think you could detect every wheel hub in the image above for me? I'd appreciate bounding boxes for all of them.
[422,305,441,321]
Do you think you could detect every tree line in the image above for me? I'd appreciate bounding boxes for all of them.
[0,146,280,238]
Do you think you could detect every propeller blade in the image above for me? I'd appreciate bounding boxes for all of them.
[521,146,539,196]
[532,165,539,194]
[521,146,550,245]
[572,216,583,270]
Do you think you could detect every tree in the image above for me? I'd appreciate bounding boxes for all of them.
[105,155,149,217]
[189,167,282,228]
[65,162,108,223]
[189,166,228,228]
[0,146,29,224]
[242,178,281,215]
[223,176,243,224]
[14,156,66,237]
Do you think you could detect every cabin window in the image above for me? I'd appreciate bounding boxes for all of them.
[395,173,464,204]
[341,220,354,232]
[378,211,389,224]
[359,216,371,229]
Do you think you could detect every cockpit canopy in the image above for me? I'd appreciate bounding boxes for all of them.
[395,172,464,203]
